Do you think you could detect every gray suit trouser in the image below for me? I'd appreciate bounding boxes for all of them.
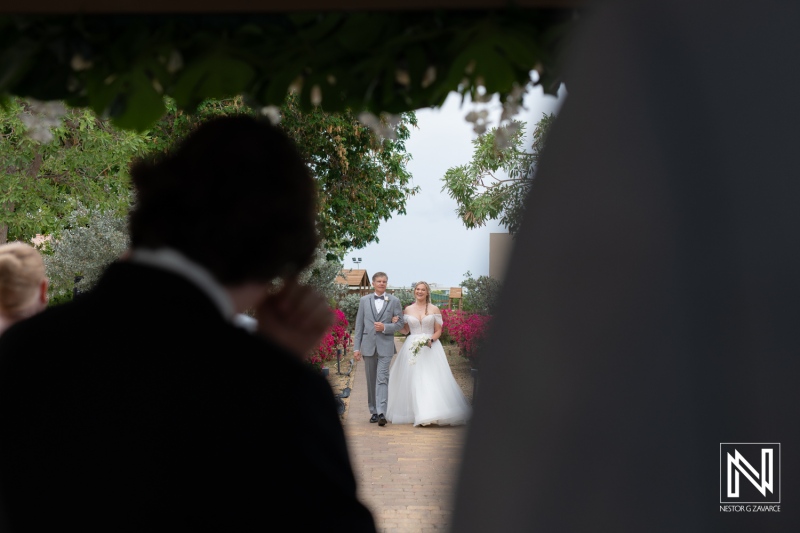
[363,351,392,415]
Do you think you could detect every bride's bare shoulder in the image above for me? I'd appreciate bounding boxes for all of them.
[429,305,441,314]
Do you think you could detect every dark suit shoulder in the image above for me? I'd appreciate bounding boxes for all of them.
[0,263,376,532]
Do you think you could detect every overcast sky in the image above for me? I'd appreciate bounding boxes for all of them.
[350,82,566,289]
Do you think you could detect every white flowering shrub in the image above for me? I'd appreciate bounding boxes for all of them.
[44,203,130,300]
[338,293,362,328]
[297,249,348,305]
[391,288,415,308]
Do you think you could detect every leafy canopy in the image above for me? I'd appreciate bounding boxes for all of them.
[441,112,555,235]
[0,98,148,244]
[0,11,574,132]
[1,94,417,298]
[280,94,418,254]
[459,270,502,316]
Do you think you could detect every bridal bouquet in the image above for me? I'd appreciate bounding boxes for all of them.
[409,335,431,365]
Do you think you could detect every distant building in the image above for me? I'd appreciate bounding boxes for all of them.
[335,269,371,295]
[489,232,513,280]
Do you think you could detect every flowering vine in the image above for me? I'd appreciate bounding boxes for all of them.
[308,308,351,370]
[442,309,492,365]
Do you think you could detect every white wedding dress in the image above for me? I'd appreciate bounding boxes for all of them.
[386,313,472,426]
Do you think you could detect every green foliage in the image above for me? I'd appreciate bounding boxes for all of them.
[459,270,502,316]
[298,249,348,305]
[2,92,416,297]
[0,12,575,132]
[0,97,147,244]
[441,112,555,235]
[391,288,415,308]
[47,290,74,308]
[338,293,362,329]
[280,93,418,253]
[43,202,131,300]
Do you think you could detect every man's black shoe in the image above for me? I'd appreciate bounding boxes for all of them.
[378,414,387,426]
[369,414,379,423]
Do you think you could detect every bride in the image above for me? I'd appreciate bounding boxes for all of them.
[386,281,472,426]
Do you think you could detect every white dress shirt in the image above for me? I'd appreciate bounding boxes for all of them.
[373,293,386,313]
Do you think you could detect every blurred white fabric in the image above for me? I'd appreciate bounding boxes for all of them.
[232,313,257,333]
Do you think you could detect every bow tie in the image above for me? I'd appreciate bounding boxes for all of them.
[374,295,384,300]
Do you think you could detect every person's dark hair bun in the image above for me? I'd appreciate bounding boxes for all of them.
[128,114,318,284]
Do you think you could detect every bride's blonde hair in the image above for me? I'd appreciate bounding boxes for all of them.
[0,242,47,318]
[414,281,432,314]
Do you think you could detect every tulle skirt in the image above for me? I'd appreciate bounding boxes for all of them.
[386,334,472,426]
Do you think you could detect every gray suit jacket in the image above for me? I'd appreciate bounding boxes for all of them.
[353,293,404,357]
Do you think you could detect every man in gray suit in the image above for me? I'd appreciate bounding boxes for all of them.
[353,272,404,427]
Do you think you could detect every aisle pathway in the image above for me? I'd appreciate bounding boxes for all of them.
[342,353,468,533]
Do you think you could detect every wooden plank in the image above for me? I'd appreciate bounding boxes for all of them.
[336,269,371,289]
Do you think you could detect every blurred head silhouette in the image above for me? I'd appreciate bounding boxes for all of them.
[128,114,319,287]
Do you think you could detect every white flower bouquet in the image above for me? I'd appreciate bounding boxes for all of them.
[409,335,431,365]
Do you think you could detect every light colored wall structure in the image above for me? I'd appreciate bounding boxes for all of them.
[489,233,513,281]
[334,268,371,295]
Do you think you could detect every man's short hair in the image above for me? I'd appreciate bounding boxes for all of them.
[372,272,388,282]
